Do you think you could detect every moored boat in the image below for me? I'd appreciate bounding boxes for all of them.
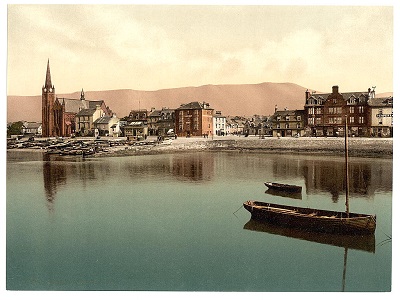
[243,200,376,234]
[264,182,302,193]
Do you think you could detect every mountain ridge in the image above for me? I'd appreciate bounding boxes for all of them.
[7,82,392,123]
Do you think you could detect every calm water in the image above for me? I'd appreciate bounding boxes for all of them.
[6,150,392,291]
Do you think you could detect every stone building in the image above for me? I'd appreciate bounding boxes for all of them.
[175,102,214,137]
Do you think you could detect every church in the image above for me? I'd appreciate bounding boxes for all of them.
[41,59,113,137]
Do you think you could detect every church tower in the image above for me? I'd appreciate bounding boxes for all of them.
[42,59,56,137]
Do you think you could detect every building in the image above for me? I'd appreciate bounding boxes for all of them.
[304,86,371,137]
[94,114,121,137]
[213,111,226,136]
[22,122,42,136]
[75,105,105,136]
[41,60,113,137]
[175,102,214,137]
[368,96,393,137]
[271,109,305,137]
[123,121,148,140]
[148,107,175,136]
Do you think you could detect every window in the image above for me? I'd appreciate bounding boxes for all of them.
[349,117,354,123]
[296,123,301,129]
[316,108,322,114]
[297,116,301,121]
[316,117,321,124]
[285,123,289,129]
[359,106,364,113]
[277,116,281,121]
[286,116,290,121]
[359,116,364,123]
[328,107,334,114]
[308,107,314,114]
[349,107,354,114]
[308,118,314,125]
[276,124,280,129]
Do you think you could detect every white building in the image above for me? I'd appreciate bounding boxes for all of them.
[213,111,226,136]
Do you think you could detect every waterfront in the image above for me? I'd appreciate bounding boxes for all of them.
[6,150,392,291]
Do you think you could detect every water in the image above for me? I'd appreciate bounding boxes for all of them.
[6,151,392,291]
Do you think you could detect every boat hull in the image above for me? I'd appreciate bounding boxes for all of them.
[264,182,302,193]
[243,201,376,235]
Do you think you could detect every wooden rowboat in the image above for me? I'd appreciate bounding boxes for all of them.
[243,200,376,234]
[264,182,302,193]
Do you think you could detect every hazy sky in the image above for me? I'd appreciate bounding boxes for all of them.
[6,2,394,96]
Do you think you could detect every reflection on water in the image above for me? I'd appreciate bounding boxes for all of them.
[265,188,302,200]
[243,218,375,253]
[271,156,392,202]
[43,154,67,212]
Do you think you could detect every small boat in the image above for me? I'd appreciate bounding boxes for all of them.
[243,201,376,234]
[264,182,302,193]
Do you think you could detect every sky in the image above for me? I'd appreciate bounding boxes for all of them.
[4,1,396,96]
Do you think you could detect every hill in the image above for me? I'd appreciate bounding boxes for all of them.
[7,82,391,123]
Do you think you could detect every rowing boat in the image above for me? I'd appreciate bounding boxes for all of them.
[264,182,302,193]
[243,200,376,234]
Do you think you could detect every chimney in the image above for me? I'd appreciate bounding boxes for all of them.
[332,85,339,94]
[275,105,278,113]
[305,89,310,100]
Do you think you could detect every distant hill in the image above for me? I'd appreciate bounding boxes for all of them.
[7,82,392,123]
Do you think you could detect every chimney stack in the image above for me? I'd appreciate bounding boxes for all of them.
[332,85,339,94]
[305,89,310,100]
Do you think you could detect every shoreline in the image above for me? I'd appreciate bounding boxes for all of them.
[7,136,393,159]
[93,136,393,159]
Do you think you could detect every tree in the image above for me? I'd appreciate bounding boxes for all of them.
[7,121,24,137]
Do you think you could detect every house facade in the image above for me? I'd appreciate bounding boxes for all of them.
[148,107,175,136]
[271,109,305,137]
[94,114,121,137]
[213,111,226,136]
[304,86,372,137]
[75,105,105,136]
[368,97,393,137]
[175,102,214,137]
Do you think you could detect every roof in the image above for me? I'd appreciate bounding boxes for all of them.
[76,108,96,116]
[94,116,112,124]
[368,97,393,107]
[308,91,369,101]
[24,122,41,129]
[176,101,212,110]
[274,109,304,116]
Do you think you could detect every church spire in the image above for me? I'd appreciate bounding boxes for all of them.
[45,59,53,89]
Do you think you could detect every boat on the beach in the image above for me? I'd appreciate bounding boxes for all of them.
[246,117,376,235]
[243,200,376,234]
[264,182,302,193]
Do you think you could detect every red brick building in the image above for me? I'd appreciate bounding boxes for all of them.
[175,102,214,137]
[304,85,371,137]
